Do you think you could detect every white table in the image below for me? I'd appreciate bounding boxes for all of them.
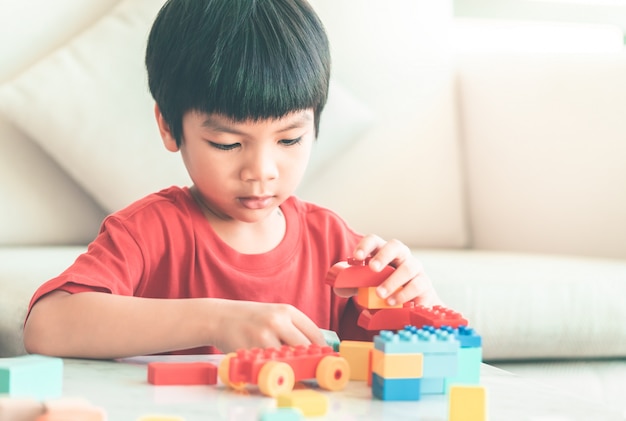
[61,355,623,420]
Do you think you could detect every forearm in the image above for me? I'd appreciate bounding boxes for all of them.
[24,291,223,359]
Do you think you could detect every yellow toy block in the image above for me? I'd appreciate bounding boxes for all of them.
[371,349,423,379]
[276,389,328,417]
[355,286,402,309]
[448,385,487,421]
[0,396,44,421]
[339,340,374,381]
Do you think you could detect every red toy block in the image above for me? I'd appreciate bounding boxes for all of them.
[219,344,350,397]
[325,258,395,289]
[147,361,218,385]
[409,305,468,329]
[357,307,413,331]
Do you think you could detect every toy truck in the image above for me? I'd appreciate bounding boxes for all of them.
[218,343,350,397]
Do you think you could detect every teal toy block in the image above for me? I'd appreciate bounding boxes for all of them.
[0,355,63,400]
[420,377,445,395]
[401,326,460,354]
[423,352,458,378]
[444,346,483,391]
[320,329,340,352]
[259,407,303,420]
[372,373,421,401]
[374,330,422,354]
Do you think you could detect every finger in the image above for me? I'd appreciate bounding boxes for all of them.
[352,234,385,261]
[387,272,433,306]
[290,309,326,346]
[369,238,411,271]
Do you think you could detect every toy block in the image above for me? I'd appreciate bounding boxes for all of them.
[147,361,217,385]
[43,397,93,412]
[374,330,423,354]
[371,349,423,379]
[422,352,458,378]
[320,329,340,352]
[338,340,373,381]
[276,390,328,417]
[0,355,63,400]
[358,307,412,331]
[371,373,421,401]
[356,287,402,310]
[409,305,468,329]
[448,385,487,421]
[420,377,445,395]
[0,396,44,421]
[455,327,482,349]
[444,347,483,390]
[35,407,106,421]
[401,326,460,354]
[258,407,303,420]
[325,258,395,289]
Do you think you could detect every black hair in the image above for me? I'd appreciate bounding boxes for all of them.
[145,0,331,146]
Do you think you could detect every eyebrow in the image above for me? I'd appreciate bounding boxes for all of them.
[201,113,312,135]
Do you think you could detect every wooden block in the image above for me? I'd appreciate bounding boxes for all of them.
[0,355,63,400]
[448,385,487,421]
[276,390,328,417]
[0,396,44,421]
[147,362,217,385]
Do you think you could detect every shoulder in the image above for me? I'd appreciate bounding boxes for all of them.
[284,196,361,237]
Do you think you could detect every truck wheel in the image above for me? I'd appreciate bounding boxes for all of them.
[218,353,247,391]
[316,356,350,391]
[257,361,295,397]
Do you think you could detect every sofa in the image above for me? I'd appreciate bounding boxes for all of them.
[1,0,625,413]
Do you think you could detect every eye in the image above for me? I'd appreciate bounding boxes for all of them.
[209,141,240,151]
[279,137,302,146]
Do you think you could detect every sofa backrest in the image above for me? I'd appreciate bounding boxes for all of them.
[457,53,626,259]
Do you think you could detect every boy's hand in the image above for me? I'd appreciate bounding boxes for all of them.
[213,300,327,353]
[334,234,442,307]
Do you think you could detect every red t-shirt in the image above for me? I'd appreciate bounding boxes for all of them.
[28,186,371,353]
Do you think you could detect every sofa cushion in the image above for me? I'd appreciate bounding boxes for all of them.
[0,247,87,357]
[0,0,372,214]
[417,249,626,361]
[457,53,626,259]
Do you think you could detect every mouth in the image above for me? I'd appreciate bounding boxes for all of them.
[238,195,275,210]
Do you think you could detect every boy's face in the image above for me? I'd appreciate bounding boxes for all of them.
[160,108,314,223]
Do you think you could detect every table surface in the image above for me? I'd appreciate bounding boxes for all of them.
[60,355,623,421]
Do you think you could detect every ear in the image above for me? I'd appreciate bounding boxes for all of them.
[154,103,179,152]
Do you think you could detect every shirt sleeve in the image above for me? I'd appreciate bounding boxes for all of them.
[27,215,146,312]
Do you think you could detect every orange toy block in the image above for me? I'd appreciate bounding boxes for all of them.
[448,385,487,421]
[35,407,106,421]
[371,349,423,379]
[339,340,374,381]
[0,396,44,421]
[356,286,402,310]
[148,361,217,385]
[277,389,328,417]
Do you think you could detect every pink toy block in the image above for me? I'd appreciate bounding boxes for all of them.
[409,305,468,329]
[147,362,217,386]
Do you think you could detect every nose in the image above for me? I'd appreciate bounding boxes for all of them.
[240,147,278,182]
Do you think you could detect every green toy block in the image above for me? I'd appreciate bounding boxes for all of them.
[320,328,341,352]
[0,355,63,400]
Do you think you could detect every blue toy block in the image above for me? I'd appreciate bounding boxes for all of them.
[420,377,445,395]
[454,327,482,348]
[423,352,458,378]
[0,355,63,400]
[373,330,423,354]
[371,373,421,401]
[259,407,304,420]
[444,347,483,390]
[399,326,460,354]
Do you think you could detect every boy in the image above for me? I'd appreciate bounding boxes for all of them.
[24,0,442,359]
